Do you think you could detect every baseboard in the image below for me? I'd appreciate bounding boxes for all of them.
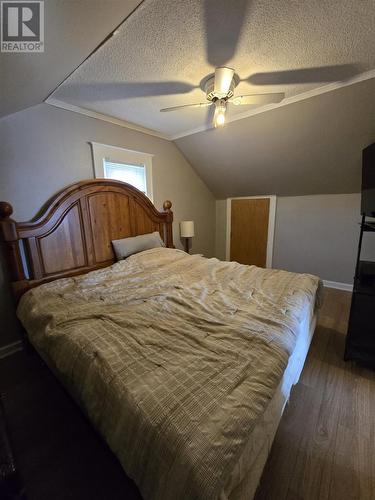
[323,280,353,292]
[0,340,23,360]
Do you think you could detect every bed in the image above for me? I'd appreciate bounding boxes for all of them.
[0,179,322,500]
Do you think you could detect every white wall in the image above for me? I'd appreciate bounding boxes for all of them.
[273,194,365,284]
[0,103,215,254]
[215,194,373,285]
[0,103,215,347]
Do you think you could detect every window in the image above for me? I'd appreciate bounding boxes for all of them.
[91,142,153,201]
[103,161,147,193]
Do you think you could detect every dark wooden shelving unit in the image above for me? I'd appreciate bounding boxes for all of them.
[345,214,375,366]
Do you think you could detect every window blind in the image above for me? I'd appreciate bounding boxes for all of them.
[103,160,147,193]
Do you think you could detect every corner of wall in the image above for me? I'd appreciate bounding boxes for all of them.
[215,199,227,261]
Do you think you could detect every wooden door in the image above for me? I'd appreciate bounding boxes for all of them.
[230,198,270,267]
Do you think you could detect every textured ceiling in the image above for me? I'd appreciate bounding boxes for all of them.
[51,0,375,137]
[175,78,375,198]
[0,0,142,118]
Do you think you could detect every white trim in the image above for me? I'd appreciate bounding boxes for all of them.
[171,69,375,140]
[90,142,154,202]
[90,141,154,157]
[226,195,277,268]
[0,340,23,360]
[45,97,170,141]
[323,280,353,292]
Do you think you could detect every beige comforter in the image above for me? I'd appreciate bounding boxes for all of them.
[18,248,322,500]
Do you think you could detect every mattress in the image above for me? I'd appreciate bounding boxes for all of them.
[224,311,317,499]
[17,248,322,500]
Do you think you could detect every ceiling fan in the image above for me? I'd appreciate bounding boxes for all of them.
[56,0,362,131]
[156,0,360,129]
[160,67,285,128]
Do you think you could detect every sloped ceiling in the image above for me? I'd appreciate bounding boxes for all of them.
[0,0,142,118]
[2,0,375,198]
[175,77,375,198]
[50,0,375,138]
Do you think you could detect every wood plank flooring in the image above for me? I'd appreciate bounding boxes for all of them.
[255,288,375,500]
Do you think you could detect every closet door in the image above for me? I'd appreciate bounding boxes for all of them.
[230,198,270,267]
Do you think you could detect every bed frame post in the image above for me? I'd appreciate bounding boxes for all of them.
[163,200,174,248]
[0,202,25,282]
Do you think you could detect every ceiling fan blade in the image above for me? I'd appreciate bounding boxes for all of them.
[230,93,285,105]
[246,64,362,86]
[160,102,212,112]
[214,67,235,97]
[204,0,249,67]
[205,102,216,129]
[55,81,197,101]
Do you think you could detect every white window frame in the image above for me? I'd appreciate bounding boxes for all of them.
[90,142,154,202]
[225,195,277,268]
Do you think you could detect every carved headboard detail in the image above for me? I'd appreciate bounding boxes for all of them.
[0,179,173,298]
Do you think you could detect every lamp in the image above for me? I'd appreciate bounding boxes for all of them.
[180,220,195,253]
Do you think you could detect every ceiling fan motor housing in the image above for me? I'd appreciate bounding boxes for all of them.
[205,76,235,101]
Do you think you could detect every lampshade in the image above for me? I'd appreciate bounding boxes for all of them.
[180,220,195,238]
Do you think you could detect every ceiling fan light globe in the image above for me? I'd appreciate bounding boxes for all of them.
[213,98,227,127]
[215,113,225,127]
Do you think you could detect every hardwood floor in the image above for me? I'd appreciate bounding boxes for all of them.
[0,349,142,500]
[255,288,375,500]
[1,288,374,500]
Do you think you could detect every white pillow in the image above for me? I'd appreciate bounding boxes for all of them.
[112,231,165,260]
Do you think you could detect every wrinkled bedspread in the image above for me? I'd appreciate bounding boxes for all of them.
[18,248,322,500]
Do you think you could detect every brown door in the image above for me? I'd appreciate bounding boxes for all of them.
[230,198,270,267]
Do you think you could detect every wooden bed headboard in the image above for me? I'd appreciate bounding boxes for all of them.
[0,179,173,298]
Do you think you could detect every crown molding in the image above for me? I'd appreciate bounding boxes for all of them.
[170,68,375,140]
[45,97,170,141]
[46,68,375,142]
